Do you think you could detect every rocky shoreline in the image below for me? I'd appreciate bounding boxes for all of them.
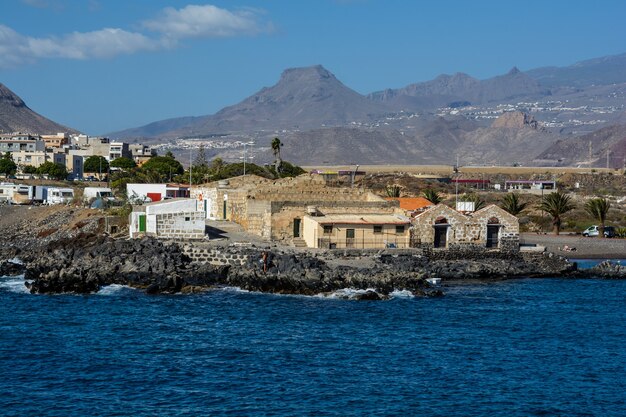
[3,233,624,299]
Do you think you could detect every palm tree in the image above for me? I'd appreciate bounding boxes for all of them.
[538,191,575,235]
[422,189,442,205]
[386,184,401,197]
[584,197,611,238]
[271,137,283,176]
[500,193,528,216]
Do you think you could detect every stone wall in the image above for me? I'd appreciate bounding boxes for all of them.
[152,212,205,240]
[180,244,254,265]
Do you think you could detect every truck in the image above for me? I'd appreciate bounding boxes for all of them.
[83,187,115,203]
[34,186,75,205]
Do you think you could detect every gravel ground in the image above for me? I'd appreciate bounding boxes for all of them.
[0,205,104,259]
[521,232,626,259]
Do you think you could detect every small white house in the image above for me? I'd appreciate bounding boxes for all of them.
[129,198,206,240]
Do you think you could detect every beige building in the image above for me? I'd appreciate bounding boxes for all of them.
[303,214,411,249]
[41,133,69,149]
[192,174,403,244]
[411,204,519,250]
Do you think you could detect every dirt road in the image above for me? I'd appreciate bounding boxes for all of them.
[521,233,626,259]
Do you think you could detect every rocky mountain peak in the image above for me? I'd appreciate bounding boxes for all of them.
[0,82,78,134]
[279,65,336,83]
[491,111,540,129]
[0,83,26,108]
[507,66,521,75]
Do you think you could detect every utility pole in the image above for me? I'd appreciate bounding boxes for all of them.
[351,164,359,188]
[189,149,192,188]
[454,155,459,210]
[242,141,254,176]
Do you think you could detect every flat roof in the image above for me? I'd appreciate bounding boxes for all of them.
[307,214,410,225]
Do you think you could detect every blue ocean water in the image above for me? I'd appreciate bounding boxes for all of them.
[1,276,626,416]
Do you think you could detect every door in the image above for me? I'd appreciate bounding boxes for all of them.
[293,218,301,238]
[138,214,146,232]
[223,200,227,219]
[434,225,447,248]
[486,225,499,248]
[346,228,355,248]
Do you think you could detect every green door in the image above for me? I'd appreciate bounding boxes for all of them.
[139,214,146,232]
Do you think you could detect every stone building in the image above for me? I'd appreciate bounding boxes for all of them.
[192,174,403,244]
[411,204,519,251]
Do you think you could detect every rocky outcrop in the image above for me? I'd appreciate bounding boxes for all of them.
[584,260,626,279]
[25,235,228,294]
[21,234,584,297]
[491,111,540,129]
[0,259,25,277]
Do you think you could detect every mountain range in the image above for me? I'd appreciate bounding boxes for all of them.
[1,52,625,167]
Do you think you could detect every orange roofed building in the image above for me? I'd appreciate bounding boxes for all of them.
[385,197,434,216]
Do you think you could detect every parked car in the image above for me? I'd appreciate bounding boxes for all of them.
[582,225,615,237]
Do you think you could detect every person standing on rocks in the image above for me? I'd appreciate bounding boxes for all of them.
[261,251,268,273]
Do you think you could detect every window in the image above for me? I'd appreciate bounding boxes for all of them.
[323,225,333,234]
[346,229,355,239]
[373,225,382,234]
[396,225,405,234]
[185,216,191,221]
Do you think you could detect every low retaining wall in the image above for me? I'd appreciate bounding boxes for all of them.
[180,243,251,266]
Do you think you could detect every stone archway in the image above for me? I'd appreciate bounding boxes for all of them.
[434,217,449,248]
[486,217,500,248]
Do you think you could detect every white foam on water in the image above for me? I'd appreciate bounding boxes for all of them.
[0,275,30,294]
[390,289,415,298]
[96,284,134,296]
[319,287,381,300]
[219,286,251,293]
[8,257,24,265]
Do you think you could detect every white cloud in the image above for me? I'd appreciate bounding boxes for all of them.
[0,4,270,68]
[142,4,268,40]
[0,24,158,67]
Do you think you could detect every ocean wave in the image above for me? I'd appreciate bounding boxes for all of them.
[0,275,30,294]
[96,284,135,296]
[219,286,251,293]
[8,257,24,265]
[319,287,380,300]
[389,289,415,298]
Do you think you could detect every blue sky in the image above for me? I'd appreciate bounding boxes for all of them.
[1,0,625,134]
